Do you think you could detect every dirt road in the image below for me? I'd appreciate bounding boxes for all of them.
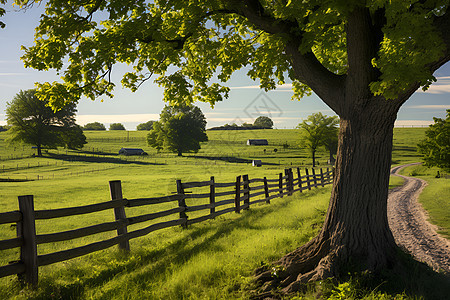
[388,163,450,273]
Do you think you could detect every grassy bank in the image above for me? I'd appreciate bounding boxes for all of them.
[399,165,450,239]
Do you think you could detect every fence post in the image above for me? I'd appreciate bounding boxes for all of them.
[176,180,188,228]
[312,168,318,188]
[284,169,292,196]
[320,168,325,187]
[305,168,312,190]
[210,176,215,217]
[326,167,331,184]
[297,168,303,192]
[243,174,250,210]
[17,195,38,286]
[234,176,241,213]
[331,167,336,182]
[264,177,270,204]
[109,181,130,251]
[279,173,283,197]
[289,168,294,194]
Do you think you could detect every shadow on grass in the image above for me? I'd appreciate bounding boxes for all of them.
[192,155,279,165]
[45,153,164,166]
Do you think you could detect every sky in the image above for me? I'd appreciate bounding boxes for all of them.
[0,3,449,130]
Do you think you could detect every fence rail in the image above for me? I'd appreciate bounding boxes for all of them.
[0,167,333,287]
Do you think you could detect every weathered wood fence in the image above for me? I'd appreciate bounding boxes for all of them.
[0,167,333,286]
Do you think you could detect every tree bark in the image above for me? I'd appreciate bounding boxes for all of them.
[256,99,402,292]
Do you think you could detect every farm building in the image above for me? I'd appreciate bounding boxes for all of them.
[247,139,269,146]
[252,160,262,167]
[118,148,148,156]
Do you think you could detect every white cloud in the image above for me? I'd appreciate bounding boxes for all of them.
[76,114,160,125]
[0,73,26,76]
[229,83,293,91]
[394,120,433,127]
[409,105,449,109]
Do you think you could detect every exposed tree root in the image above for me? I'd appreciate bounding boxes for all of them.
[252,234,401,298]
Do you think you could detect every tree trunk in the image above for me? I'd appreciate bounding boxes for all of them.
[177,149,182,156]
[256,103,402,292]
[328,149,335,165]
[37,145,42,157]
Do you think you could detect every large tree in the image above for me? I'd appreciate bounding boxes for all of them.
[147,104,208,156]
[17,0,450,292]
[6,89,85,156]
[297,112,339,167]
[417,109,450,172]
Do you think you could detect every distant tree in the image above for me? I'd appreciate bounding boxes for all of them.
[83,122,106,131]
[136,120,155,131]
[0,125,8,132]
[418,110,450,172]
[6,89,85,156]
[253,116,274,129]
[109,123,125,130]
[297,113,339,167]
[147,105,208,156]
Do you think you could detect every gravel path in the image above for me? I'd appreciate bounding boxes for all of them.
[388,163,450,273]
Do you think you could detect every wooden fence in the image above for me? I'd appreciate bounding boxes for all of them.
[0,167,333,286]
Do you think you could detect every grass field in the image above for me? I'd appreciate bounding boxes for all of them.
[399,164,450,238]
[1,127,448,299]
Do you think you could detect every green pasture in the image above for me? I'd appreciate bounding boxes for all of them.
[1,127,448,299]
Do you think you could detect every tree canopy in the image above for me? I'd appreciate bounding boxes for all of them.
[297,113,339,167]
[253,116,274,129]
[16,0,450,110]
[418,110,450,171]
[147,105,207,156]
[109,123,126,130]
[6,89,86,156]
[83,122,106,131]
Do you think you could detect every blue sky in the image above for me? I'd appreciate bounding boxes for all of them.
[1,3,449,130]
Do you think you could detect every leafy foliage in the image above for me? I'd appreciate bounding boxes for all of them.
[253,116,274,129]
[136,120,155,131]
[17,0,449,110]
[418,110,450,171]
[147,105,207,156]
[297,113,339,167]
[59,124,87,150]
[5,89,86,155]
[83,122,106,131]
[109,123,126,130]
[0,0,6,29]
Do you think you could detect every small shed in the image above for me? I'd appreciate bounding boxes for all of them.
[118,148,148,156]
[247,139,268,146]
[252,160,262,167]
